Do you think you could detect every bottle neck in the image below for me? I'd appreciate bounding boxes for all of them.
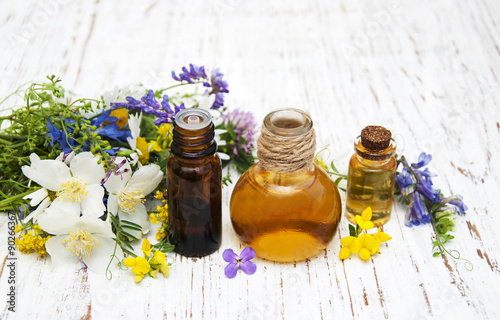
[171,122,217,158]
[354,137,396,166]
[257,108,315,173]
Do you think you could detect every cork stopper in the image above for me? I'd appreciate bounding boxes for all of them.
[360,126,392,151]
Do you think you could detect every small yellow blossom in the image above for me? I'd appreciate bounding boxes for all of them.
[357,233,378,261]
[123,238,170,283]
[339,236,360,260]
[141,238,152,258]
[14,223,51,257]
[314,156,329,172]
[373,228,392,244]
[356,207,374,230]
[123,256,151,283]
[339,207,391,262]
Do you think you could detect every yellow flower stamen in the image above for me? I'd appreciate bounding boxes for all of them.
[62,230,100,261]
[118,186,145,214]
[58,178,88,203]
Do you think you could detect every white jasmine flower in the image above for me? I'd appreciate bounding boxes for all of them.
[21,152,106,222]
[104,158,163,237]
[38,208,121,273]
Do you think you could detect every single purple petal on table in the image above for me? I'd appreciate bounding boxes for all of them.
[239,260,257,275]
[239,247,256,262]
[224,263,239,279]
[222,249,238,263]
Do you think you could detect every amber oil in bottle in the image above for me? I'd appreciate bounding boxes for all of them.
[345,126,396,226]
[167,109,222,257]
[230,109,342,262]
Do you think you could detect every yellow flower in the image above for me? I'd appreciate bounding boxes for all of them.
[373,228,392,243]
[136,137,150,164]
[356,207,374,230]
[149,213,159,225]
[314,156,329,171]
[109,108,129,130]
[157,123,172,137]
[150,251,170,278]
[123,256,151,283]
[149,140,163,153]
[339,236,360,260]
[141,238,152,258]
[357,233,379,261]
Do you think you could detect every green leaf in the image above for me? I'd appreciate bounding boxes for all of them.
[349,224,356,237]
[330,161,339,173]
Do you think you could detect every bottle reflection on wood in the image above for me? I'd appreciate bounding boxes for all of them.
[167,109,222,257]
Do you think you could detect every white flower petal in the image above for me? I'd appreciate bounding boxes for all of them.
[38,207,81,235]
[85,236,122,274]
[77,216,115,238]
[128,164,163,196]
[47,199,81,218]
[118,204,149,236]
[22,197,51,223]
[80,185,105,218]
[218,152,230,161]
[70,152,105,184]
[107,194,119,215]
[24,188,48,206]
[29,153,41,164]
[22,160,71,191]
[104,157,132,193]
[45,236,82,272]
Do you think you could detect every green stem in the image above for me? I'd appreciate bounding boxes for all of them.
[155,82,202,95]
[0,190,34,209]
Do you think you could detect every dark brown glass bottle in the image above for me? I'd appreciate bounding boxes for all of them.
[167,109,222,257]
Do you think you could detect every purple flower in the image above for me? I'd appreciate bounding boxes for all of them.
[412,152,432,169]
[439,195,468,215]
[172,64,229,109]
[223,247,257,279]
[416,178,441,204]
[111,90,184,126]
[405,192,432,227]
[224,109,257,156]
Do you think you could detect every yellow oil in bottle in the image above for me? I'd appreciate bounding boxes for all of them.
[345,154,396,226]
[230,162,342,262]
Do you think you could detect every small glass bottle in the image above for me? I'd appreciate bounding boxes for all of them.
[230,108,342,262]
[345,125,396,226]
[167,109,222,257]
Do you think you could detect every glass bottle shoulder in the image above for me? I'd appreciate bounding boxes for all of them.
[236,162,336,194]
[349,153,396,171]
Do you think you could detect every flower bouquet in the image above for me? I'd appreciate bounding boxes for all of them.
[0,65,257,279]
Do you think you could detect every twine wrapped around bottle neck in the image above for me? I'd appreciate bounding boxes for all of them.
[257,125,316,173]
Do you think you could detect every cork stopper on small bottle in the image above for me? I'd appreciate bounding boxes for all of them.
[360,126,392,151]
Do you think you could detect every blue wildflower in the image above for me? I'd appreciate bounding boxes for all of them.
[405,192,432,227]
[46,117,83,153]
[412,152,432,169]
[439,195,468,215]
[91,110,131,142]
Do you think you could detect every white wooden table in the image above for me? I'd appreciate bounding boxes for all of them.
[1,0,500,319]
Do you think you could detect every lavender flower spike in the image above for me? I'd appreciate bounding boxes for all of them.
[223,247,257,279]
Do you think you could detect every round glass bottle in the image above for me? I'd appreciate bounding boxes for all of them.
[345,126,396,226]
[230,108,342,262]
[167,109,222,257]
